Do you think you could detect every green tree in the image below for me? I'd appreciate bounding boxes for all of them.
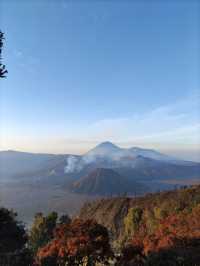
[154,206,168,220]
[0,208,27,253]
[144,209,158,234]
[124,207,143,238]
[59,214,71,225]
[29,212,58,254]
[0,208,32,266]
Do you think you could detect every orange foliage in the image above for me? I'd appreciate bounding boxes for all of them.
[118,204,200,265]
[130,204,200,258]
[36,218,112,265]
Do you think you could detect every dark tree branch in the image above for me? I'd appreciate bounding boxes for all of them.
[0,31,8,78]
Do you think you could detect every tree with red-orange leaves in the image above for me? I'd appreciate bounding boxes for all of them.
[35,218,113,266]
[126,204,200,265]
[141,203,200,255]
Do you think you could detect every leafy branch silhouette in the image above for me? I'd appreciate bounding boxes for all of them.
[0,31,8,78]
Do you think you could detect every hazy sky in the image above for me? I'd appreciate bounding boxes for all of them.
[1,1,200,160]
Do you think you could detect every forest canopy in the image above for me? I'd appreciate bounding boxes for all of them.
[0,185,200,265]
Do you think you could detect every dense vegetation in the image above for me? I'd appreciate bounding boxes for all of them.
[80,185,200,265]
[0,208,31,266]
[0,185,200,265]
[36,219,112,266]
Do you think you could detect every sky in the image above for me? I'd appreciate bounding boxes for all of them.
[0,0,200,161]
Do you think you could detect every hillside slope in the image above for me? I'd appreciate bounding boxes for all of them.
[71,168,148,195]
[79,185,200,241]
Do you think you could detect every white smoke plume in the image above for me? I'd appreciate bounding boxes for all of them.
[63,142,174,174]
[64,156,82,173]
[64,154,99,174]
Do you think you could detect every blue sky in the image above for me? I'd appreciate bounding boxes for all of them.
[1,1,200,160]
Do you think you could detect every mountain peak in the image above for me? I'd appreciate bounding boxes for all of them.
[84,141,121,158]
[96,141,119,149]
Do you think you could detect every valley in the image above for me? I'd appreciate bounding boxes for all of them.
[0,142,200,224]
[0,181,96,226]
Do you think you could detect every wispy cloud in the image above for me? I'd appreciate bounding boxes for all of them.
[14,50,23,58]
[13,49,40,73]
[1,92,199,160]
[77,92,200,148]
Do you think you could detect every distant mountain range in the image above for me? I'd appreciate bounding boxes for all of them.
[0,142,200,195]
[84,141,173,162]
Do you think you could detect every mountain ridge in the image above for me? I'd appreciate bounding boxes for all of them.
[83,141,176,162]
[1,142,199,192]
